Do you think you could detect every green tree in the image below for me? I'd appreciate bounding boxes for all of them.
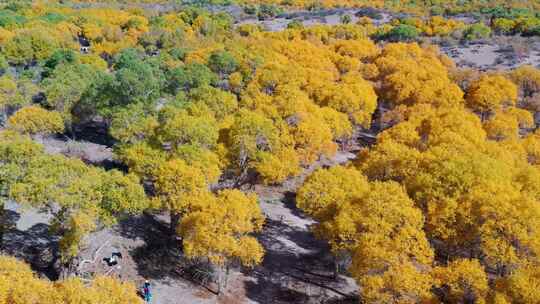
[42,49,78,78]
[188,85,238,121]
[226,109,283,182]
[108,58,164,110]
[340,15,352,24]
[43,63,104,131]
[386,24,419,41]
[208,50,238,76]
[463,23,491,41]
[166,62,217,94]
[156,107,219,151]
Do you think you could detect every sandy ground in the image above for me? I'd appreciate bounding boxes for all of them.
[5,200,51,231]
[442,39,540,71]
[35,135,114,166]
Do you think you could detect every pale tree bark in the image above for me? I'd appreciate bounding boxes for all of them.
[216,264,230,295]
[333,251,348,279]
[59,258,77,280]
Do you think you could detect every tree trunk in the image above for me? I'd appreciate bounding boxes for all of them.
[217,265,229,295]
[216,267,223,295]
[66,122,76,140]
[224,264,230,288]
[333,251,348,279]
[59,259,76,280]
[59,265,69,280]
[377,104,384,131]
[169,211,180,236]
[333,259,340,279]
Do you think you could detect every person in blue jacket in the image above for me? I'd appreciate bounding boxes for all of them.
[142,280,152,303]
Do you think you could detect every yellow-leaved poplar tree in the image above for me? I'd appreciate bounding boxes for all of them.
[8,106,64,136]
[152,158,211,235]
[179,189,265,293]
[0,255,143,304]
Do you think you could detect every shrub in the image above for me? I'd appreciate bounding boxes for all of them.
[386,24,419,41]
[463,23,491,41]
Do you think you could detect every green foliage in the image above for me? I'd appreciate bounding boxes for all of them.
[39,12,67,24]
[481,6,535,19]
[43,63,104,123]
[42,49,78,77]
[227,109,281,171]
[340,14,352,24]
[257,4,283,20]
[156,106,219,150]
[109,103,157,144]
[113,62,163,104]
[385,24,419,41]
[463,23,491,41]
[179,0,233,6]
[430,6,444,16]
[114,48,146,70]
[286,20,304,30]
[188,85,238,120]
[167,62,218,93]
[0,55,7,73]
[0,9,26,28]
[169,48,188,61]
[88,49,167,115]
[208,50,238,75]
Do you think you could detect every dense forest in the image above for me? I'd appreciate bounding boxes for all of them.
[1,0,540,303]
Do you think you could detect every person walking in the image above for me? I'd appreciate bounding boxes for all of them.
[142,280,152,303]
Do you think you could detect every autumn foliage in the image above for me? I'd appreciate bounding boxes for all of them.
[0,255,142,304]
[1,1,540,303]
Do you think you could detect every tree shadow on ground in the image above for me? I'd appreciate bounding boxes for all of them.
[3,210,59,280]
[246,217,356,303]
[113,213,219,294]
[258,218,330,268]
[244,267,358,304]
[3,209,20,231]
[114,213,187,281]
[281,191,311,221]
[244,270,311,304]
[72,121,116,147]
